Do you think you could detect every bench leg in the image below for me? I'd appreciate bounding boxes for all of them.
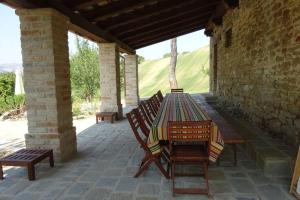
[49,152,54,167]
[111,116,114,123]
[232,144,237,166]
[27,164,35,181]
[0,164,3,180]
[96,116,99,124]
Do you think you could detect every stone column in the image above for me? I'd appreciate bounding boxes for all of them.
[16,8,77,161]
[124,54,139,107]
[99,43,122,119]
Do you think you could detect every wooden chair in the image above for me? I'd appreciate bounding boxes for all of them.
[171,88,184,93]
[137,104,152,133]
[140,100,156,124]
[157,90,164,102]
[149,96,160,113]
[127,108,170,179]
[168,121,212,196]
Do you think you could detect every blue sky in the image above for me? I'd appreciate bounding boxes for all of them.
[0,4,209,64]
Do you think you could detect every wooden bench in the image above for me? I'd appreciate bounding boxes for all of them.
[0,149,54,181]
[199,101,246,166]
[96,112,118,123]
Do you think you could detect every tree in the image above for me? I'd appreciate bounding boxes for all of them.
[138,55,145,64]
[169,38,178,89]
[70,37,100,102]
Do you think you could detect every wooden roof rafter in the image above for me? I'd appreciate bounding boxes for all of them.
[125,20,206,45]
[121,13,211,42]
[132,27,204,49]
[102,0,217,33]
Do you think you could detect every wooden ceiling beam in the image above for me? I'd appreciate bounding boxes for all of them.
[40,0,135,53]
[124,20,205,44]
[71,0,110,10]
[131,27,203,49]
[117,11,211,39]
[121,14,210,42]
[99,0,207,30]
[83,0,161,21]
[1,0,45,8]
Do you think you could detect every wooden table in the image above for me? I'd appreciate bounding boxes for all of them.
[147,93,224,162]
[0,149,54,180]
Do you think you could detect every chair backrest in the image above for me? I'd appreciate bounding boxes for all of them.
[157,90,164,102]
[171,88,184,93]
[141,100,156,123]
[137,103,152,129]
[149,96,160,112]
[168,120,212,153]
[127,108,150,142]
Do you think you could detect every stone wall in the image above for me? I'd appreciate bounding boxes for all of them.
[210,0,300,146]
[16,8,77,161]
[99,43,123,119]
[125,54,139,107]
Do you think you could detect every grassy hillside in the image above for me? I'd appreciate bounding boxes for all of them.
[138,46,210,97]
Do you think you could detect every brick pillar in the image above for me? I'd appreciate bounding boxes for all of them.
[16,8,77,161]
[99,43,122,119]
[124,54,139,107]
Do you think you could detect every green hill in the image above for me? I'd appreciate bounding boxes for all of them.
[138,46,210,97]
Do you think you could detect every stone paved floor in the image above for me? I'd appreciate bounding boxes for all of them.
[0,114,296,199]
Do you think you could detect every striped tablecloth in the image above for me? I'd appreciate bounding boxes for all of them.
[147,93,224,162]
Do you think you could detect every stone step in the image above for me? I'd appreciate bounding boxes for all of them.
[206,103,294,178]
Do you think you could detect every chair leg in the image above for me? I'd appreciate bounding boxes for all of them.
[233,144,237,166]
[134,158,152,178]
[154,158,170,179]
[49,152,54,167]
[0,164,3,180]
[172,162,175,197]
[203,161,210,196]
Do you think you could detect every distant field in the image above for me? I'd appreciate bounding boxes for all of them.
[138,46,210,97]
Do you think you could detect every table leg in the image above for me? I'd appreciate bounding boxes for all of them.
[0,164,3,179]
[28,164,35,181]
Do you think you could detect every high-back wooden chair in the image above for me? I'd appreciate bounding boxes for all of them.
[157,90,164,102]
[149,95,160,112]
[140,100,155,123]
[171,88,184,93]
[168,120,212,196]
[137,103,152,130]
[127,109,170,179]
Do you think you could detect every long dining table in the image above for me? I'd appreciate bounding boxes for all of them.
[147,92,224,162]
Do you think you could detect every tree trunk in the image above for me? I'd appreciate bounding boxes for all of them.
[169,38,178,89]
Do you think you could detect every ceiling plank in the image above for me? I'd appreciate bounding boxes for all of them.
[132,27,204,49]
[44,0,135,53]
[1,0,45,8]
[117,11,211,39]
[99,0,201,30]
[122,14,210,42]
[83,0,160,21]
[125,20,205,44]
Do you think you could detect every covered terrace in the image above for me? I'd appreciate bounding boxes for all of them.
[0,0,299,199]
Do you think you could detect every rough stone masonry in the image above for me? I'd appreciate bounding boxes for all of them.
[210,0,300,146]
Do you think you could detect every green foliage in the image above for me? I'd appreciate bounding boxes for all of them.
[0,72,25,115]
[138,55,145,64]
[70,37,100,102]
[0,72,15,100]
[181,51,190,55]
[139,46,210,97]
[120,57,125,92]
[163,53,171,58]
[0,94,25,114]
